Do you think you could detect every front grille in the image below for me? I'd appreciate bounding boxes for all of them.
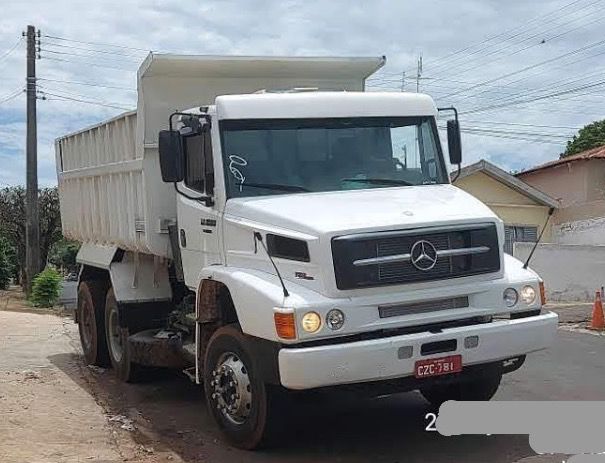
[376,233,452,281]
[331,223,500,290]
[379,296,469,318]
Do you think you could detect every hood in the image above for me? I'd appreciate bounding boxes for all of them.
[223,184,498,236]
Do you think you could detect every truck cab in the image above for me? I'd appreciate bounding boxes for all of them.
[56,54,558,450]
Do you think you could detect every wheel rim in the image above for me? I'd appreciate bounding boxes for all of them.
[210,352,252,425]
[80,300,94,351]
[107,304,123,363]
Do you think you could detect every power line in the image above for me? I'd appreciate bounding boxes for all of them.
[460,78,605,115]
[428,1,605,79]
[0,37,24,64]
[40,56,135,72]
[439,37,605,100]
[456,64,605,110]
[37,77,135,91]
[454,47,605,103]
[39,90,132,110]
[406,0,593,74]
[460,120,582,130]
[0,87,24,105]
[40,40,145,58]
[39,48,140,65]
[438,126,566,145]
[42,34,152,52]
[37,84,134,105]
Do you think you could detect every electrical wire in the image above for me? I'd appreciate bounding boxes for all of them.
[39,48,140,65]
[0,87,24,105]
[37,78,135,92]
[39,91,131,110]
[438,126,567,145]
[428,2,605,79]
[439,37,605,100]
[37,84,135,105]
[402,0,595,74]
[40,41,145,58]
[0,37,23,64]
[42,34,152,52]
[40,56,135,72]
[460,78,605,115]
[459,120,582,130]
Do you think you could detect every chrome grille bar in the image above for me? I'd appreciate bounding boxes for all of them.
[353,246,490,267]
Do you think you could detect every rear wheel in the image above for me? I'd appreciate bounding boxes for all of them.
[105,288,140,382]
[420,372,502,407]
[77,281,109,366]
[204,325,282,449]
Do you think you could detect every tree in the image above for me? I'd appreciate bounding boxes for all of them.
[562,119,605,157]
[30,268,62,307]
[0,187,62,287]
[0,239,12,290]
[48,239,80,272]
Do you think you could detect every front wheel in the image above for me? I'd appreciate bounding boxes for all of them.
[204,325,281,449]
[419,372,502,408]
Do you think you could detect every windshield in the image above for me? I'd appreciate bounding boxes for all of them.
[220,117,447,198]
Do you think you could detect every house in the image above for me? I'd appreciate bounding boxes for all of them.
[516,145,605,245]
[453,160,559,254]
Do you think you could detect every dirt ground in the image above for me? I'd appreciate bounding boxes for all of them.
[1,286,602,463]
[0,288,188,463]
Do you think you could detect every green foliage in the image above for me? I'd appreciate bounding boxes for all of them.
[0,239,12,290]
[0,186,62,286]
[48,239,80,271]
[563,120,605,157]
[30,268,62,308]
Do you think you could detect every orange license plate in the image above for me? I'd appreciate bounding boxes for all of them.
[414,355,462,378]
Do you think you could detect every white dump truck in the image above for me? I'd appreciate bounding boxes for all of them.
[56,54,557,449]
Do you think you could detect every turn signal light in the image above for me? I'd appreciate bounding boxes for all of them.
[539,281,546,306]
[274,312,296,340]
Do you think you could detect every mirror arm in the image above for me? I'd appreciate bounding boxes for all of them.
[451,163,461,182]
[173,183,214,207]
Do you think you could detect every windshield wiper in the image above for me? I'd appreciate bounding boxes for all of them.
[238,182,310,192]
[341,178,413,186]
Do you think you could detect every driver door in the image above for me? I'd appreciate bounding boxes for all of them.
[177,126,221,289]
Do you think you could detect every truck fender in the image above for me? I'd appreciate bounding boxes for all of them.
[196,266,296,342]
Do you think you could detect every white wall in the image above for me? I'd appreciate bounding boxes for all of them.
[514,243,605,302]
[553,217,605,246]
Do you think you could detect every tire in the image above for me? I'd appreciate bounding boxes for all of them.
[77,281,110,366]
[204,324,282,449]
[104,288,140,382]
[420,372,502,408]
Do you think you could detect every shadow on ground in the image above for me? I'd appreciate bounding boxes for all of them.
[48,352,535,463]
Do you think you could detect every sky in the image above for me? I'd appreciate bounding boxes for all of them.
[0,0,604,186]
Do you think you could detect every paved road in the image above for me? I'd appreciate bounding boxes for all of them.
[1,308,604,462]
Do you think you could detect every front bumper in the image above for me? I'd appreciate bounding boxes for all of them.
[278,311,558,390]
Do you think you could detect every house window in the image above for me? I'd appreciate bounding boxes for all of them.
[504,225,538,255]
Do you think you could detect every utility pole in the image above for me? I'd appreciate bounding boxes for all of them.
[24,25,40,293]
[416,54,423,93]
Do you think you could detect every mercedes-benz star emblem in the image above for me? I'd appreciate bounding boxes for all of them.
[410,240,438,271]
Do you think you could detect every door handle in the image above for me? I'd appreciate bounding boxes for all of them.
[180,229,187,247]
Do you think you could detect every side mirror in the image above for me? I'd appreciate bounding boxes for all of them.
[446,119,462,165]
[158,130,185,183]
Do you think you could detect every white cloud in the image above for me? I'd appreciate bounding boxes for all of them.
[0,0,603,186]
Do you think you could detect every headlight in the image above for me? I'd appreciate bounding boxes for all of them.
[301,311,321,333]
[326,309,345,330]
[503,288,518,307]
[521,285,536,304]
